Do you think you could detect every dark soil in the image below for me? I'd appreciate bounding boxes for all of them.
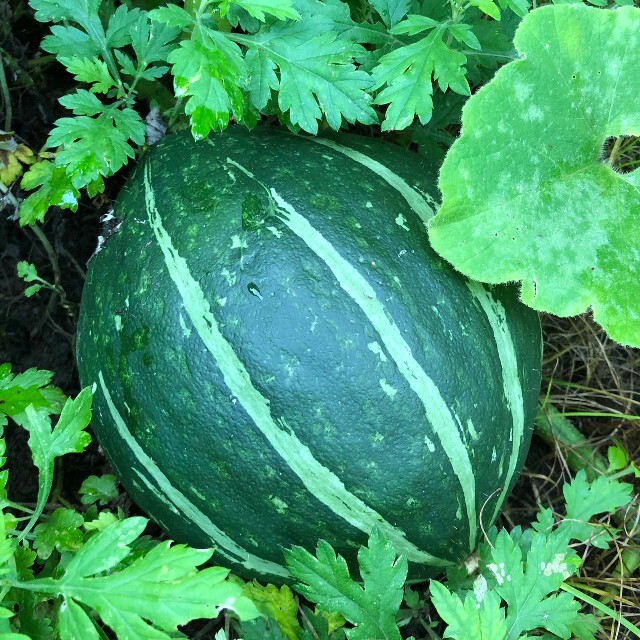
[1,199,109,502]
[1,0,109,502]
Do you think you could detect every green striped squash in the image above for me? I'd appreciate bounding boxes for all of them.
[77,127,542,582]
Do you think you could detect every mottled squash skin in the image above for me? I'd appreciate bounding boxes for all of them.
[77,127,542,582]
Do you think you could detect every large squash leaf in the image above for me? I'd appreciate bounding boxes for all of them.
[429,5,640,346]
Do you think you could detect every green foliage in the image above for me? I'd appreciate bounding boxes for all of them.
[431,471,634,640]
[37,518,259,638]
[33,508,85,559]
[372,18,471,131]
[543,471,633,549]
[281,472,636,640]
[606,441,640,477]
[430,3,640,347]
[19,0,173,223]
[0,298,637,640]
[5,1,640,637]
[429,580,506,640]
[239,581,303,640]
[78,473,119,505]
[0,364,259,640]
[16,261,55,297]
[18,0,532,223]
[18,160,80,225]
[285,527,408,640]
[239,16,377,135]
[0,365,65,427]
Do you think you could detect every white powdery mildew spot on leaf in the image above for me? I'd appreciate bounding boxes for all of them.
[473,574,488,607]
[513,81,533,103]
[524,105,544,122]
[487,561,511,585]
[541,553,571,580]
[605,57,623,78]
[431,4,640,347]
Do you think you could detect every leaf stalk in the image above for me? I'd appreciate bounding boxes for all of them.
[0,49,12,131]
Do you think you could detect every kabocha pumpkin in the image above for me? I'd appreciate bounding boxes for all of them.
[77,126,542,582]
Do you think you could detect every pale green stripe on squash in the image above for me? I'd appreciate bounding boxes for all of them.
[97,371,291,579]
[269,187,478,550]
[142,162,450,567]
[304,136,435,226]
[466,282,525,524]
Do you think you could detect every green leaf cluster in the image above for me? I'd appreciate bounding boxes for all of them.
[16,261,56,298]
[0,370,638,640]
[20,0,175,224]
[286,527,407,639]
[19,0,530,224]
[282,472,636,640]
[431,471,634,640]
[0,364,260,640]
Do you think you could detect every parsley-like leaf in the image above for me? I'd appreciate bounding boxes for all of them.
[29,0,101,24]
[26,517,260,640]
[46,108,145,187]
[33,508,84,559]
[373,23,469,130]
[434,471,633,640]
[57,56,116,93]
[58,89,106,116]
[243,16,376,133]
[294,0,388,46]
[242,582,303,640]
[369,0,411,28]
[24,387,92,474]
[168,28,246,138]
[105,4,141,48]
[15,261,39,283]
[286,527,407,640]
[487,528,582,639]
[128,13,179,68]
[219,0,301,22]
[19,161,80,224]
[148,4,195,30]
[430,579,507,640]
[560,471,633,548]
[31,0,108,65]
[16,261,54,297]
[78,474,118,506]
[41,25,101,58]
[0,364,65,428]
[11,388,92,548]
